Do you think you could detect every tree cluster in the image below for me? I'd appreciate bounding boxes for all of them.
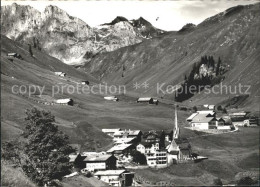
[22,108,75,186]
[2,108,75,186]
[130,150,147,165]
[175,56,225,102]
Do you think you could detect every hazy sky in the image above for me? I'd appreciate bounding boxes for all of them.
[2,0,259,31]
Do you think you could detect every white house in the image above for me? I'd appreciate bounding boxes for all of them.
[7,53,22,59]
[190,113,217,129]
[104,96,119,101]
[55,72,66,77]
[81,81,89,85]
[94,170,134,186]
[55,98,73,106]
[137,97,158,105]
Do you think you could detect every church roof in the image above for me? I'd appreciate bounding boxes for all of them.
[167,139,179,153]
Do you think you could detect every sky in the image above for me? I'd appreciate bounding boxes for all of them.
[2,0,259,31]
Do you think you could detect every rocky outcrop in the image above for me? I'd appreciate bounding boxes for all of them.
[1,3,165,64]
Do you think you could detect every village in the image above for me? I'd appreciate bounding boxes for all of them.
[66,103,258,186]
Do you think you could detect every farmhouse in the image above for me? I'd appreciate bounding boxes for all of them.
[142,130,165,147]
[55,72,66,77]
[55,98,73,106]
[81,81,89,85]
[137,97,159,105]
[94,170,134,186]
[190,113,218,129]
[106,144,135,156]
[102,128,121,137]
[104,96,119,101]
[7,52,22,59]
[83,154,117,172]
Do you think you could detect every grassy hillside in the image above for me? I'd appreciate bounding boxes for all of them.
[83,3,260,111]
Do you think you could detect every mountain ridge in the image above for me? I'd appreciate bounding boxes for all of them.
[82,3,260,110]
[1,3,165,65]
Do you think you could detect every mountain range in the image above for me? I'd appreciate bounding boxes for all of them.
[82,3,260,110]
[1,3,165,65]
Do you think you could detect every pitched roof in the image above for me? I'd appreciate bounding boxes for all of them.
[102,128,121,133]
[143,130,164,138]
[69,154,78,162]
[83,154,115,162]
[187,113,198,121]
[107,144,133,153]
[113,137,136,144]
[167,139,179,153]
[191,113,216,123]
[94,170,126,176]
[114,130,141,136]
[137,97,153,102]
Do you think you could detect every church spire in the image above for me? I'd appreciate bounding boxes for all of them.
[173,104,179,139]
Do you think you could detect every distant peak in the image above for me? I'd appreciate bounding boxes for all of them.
[102,16,129,26]
[178,23,196,33]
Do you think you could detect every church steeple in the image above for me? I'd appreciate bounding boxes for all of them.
[173,104,179,139]
[167,105,180,153]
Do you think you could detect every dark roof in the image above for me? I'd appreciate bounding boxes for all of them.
[83,154,116,162]
[143,130,165,138]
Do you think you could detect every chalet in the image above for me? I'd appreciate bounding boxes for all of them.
[81,81,89,85]
[94,170,134,186]
[113,129,142,142]
[83,154,117,172]
[142,130,165,148]
[55,98,73,106]
[7,53,22,60]
[102,128,121,137]
[137,97,159,105]
[187,110,215,123]
[104,96,119,101]
[55,72,66,77]
[69,153,87,169]
[229,112,247,126]
[106,144,135,156]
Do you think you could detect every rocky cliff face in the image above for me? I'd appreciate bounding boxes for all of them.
[1,3,165,64]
